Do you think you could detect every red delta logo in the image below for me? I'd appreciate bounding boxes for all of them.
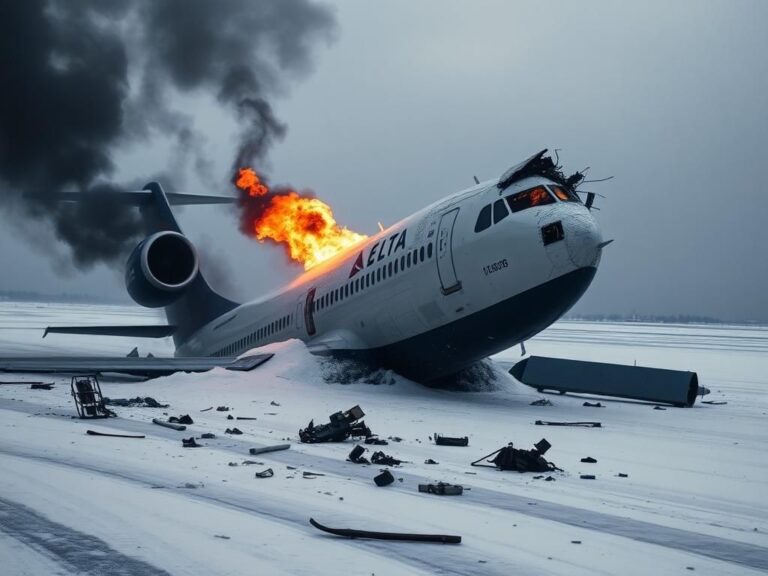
[348,252,364,278]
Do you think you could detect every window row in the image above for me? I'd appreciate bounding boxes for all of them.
[313,242,434,313]
[474,184,581,233]
[213,313,293,357]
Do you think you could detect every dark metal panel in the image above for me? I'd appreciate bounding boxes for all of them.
[510,356,699,407]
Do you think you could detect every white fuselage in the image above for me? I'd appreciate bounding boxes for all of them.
[177,175,603,381]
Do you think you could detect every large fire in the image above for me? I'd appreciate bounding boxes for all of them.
[235,168,367,270]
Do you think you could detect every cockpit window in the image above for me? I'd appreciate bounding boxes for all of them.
[506,186,555,213]
[549,185,581,203]
[474,204,492,232]
[493,199,509,224]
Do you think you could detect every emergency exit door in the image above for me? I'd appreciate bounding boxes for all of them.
[436,208,462,295]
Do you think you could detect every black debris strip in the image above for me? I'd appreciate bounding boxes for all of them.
[418,482,463,496]
[299,405,372,443]
[104,397,169,408]
[471,439,561,473]
[434,434,469,447]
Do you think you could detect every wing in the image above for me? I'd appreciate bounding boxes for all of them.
[0,353,273,378]
[43,326,176,338]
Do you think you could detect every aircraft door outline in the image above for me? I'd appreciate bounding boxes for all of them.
[436,208,462,295]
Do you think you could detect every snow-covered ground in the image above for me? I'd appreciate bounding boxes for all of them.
[0,301,766,575]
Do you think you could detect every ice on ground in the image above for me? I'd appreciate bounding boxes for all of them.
[0,302,767,575]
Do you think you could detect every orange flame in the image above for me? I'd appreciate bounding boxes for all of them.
[235,168,367,270]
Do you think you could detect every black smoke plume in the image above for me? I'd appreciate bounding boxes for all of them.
[0,0,334,268]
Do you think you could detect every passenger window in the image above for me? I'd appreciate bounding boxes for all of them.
[388,262,393,276]
[423,245,428,260]
[506,186,555,213]
[493,199,509,224]
[474,204,492,232]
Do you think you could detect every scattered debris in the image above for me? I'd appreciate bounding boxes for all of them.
[225,428,243,435]
[200,407,213,412]
[228,462,238,467]
[580,474,596,480]
[348,445,369,464]
[299,405,372,443]
[182,437,201,448]
[201,433,216,439]
[583,401,604,408]
[371,451,402,466]
[702,401,727,405]
[434,434,469,447]
[653,406,667,411]
[242,460,263,466]
[544,475,556,481]
[364,436,388,445]
[105,397,169,408]
[216,406,230,412]
[471,438,560,472]
[169,414,194,425]
[424,458,439,465]
[530,398,553,406]
[255,468,274,478]
[227,414,234,420]
[388,436,403,443]
[535,420,601,427]
[30,383,54,390]
[248,444,290,456]
[309,518,461,544]
[303,471,325,478]
[236,416,258,420]
[418,482,463,496]
[270,401,281,406]
[571,540,582,544]
[214,535,230,540]
[617,473,629,478]
[153,418,186,431]
[86,430,145,439]
[580,456,597,463]
[374,470,395,486]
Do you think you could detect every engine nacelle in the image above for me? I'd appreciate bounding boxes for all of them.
[125,231,199,308]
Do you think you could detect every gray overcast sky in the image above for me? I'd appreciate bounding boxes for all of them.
[1,0,766,322]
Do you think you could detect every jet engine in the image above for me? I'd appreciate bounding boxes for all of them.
[125,231,199,308]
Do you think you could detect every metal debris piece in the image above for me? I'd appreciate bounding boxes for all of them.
[169,414,194,425]
[348,445,369,464]
[434,434,469,447]
[388,436,403,443]
[309,518,461,544]
[86,430,145,439]
[371,451,402,466]
[418,482,463,496]
[270,401,281,406]
[30,383,54,390]
[236,416,257,420]
[201,433,216,439]
[374,470,395,486]
[653,406,667,411]
[248,444,290,456]
[364,436,388,445]
[303,471,325,478]
[105,396,169,408]
[580,474,596,480]
[152,418,186,431]
[71,375,114,419]
[255,468,274,478]
[535,420,601,427]
[702,400,727,405]
[511,356,702,407]
[424,458,439,465]
[216,406,230,412]
[299,405,371,443]
[200,407,213,412]
[530,398,553,406]
[617,473,629,478]
[182,437,201,448]
[580,456,597,463]
[472,439,560,472]
[225,428,243,435]
[583,402,604,407]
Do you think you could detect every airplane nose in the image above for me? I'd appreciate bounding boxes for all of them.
[564,211,603,269]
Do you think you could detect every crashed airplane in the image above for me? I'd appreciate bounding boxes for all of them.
[0,150,608,381]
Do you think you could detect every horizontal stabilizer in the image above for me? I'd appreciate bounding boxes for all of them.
[58,191,234,206]
[43,326,177,339]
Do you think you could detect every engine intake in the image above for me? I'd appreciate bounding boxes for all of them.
[126,232,199,308]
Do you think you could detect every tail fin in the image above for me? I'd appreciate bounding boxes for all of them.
[139,182,239,348]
